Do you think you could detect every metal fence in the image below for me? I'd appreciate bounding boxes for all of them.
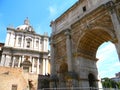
[38,87,120,90]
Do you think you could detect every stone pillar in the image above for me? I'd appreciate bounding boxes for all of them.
[50,37,56,75]
[32,57,35,73]
[42,38,44,52]
[5,55,12,67]
[0,54,6,66]
[39,58,42,74]
[22,55,24,62]
[32,38,34,50]
[108,1,120,60]
[14,35,16,47]
[12,56,15,67]
[37,58,40,74]
[10,33,15,47]
[37,38,40,51]
[65,29,73,72]
[18,56,22,67]
[16,35,19,47]
[43,58,46,75]
[46,59,49,74]
[5,32,11,46]
[50,37,57,88]
[24,37,26,48]
[29,56,32,62]
[21,35,24,48]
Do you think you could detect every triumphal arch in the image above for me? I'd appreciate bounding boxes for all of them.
[50,0,120,88]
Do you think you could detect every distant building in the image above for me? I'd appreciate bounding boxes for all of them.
[111,72,120,83]
[0,43,4,61]
[0,18,50,90]
[116,72,120,78]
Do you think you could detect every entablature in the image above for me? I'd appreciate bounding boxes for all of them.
[50,0,112,35]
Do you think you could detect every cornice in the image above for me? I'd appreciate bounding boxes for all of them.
[3,46,49,54]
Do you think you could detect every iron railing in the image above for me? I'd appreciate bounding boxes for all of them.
[38,87,120,90]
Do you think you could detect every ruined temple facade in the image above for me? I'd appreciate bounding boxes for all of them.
[0,18,50,90]
[50,0,120,88]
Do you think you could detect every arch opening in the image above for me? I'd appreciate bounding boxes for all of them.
[77,29,113,60]
[76,28,119,87]
[88,73,96,87]
[96,42,119,78]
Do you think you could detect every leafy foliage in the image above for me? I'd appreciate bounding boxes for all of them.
[102,78,120,88]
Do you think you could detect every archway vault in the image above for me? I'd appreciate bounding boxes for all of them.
[77,28,113,60]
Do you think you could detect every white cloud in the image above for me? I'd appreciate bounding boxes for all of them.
[111,62,120,68]
[48,0,77,20]
[96,42,117,61]
[48,6,57,19]
[96,42,119,78]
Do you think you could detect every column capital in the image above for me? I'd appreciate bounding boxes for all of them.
[64,29,71,36]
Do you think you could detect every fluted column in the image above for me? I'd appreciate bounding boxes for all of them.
[10,33,15,47]
[5,32,11,46]
[39,38,41,51]
[22,55,24,62]
[21,35,24,48]
[12,56,15,67]
[29,56,32,62]
[37,58,40,74]
[14,35,16,47]
[50,37,56,75]
[43,58,46,75]
[108,1,120,60]
[18,56,22,67]
[5,55,12,67]
[46,59,49,74]
[65,29,73,72]
[32,57,35,73]
[32,38,34,50]
[16,35,19,47]
[42,38,44,52]
[0,54,6,66]
[24,37,26,49]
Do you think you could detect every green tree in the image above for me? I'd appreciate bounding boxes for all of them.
[102,78,119,88]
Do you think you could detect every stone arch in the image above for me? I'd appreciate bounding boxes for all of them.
[59,61,68,73]
[88,73,97,87]
[76,27,116,59]
[50,0,120,88]
[76,26,116,50]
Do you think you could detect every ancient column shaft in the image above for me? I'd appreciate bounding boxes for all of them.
[109,2,120,60]
[12,56,15,67]
[50,38,56,75]
[18,56,22,67]
[37,58,40,74]
[65,30,73,72]
[43,58,46,75]
[0,54,6,66]
[32,57,35,72]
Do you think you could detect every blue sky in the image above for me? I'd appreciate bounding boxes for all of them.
[0,0,119,78]
[96,42,120,78]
